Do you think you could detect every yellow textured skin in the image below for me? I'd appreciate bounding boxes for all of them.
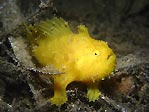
[26,17,116,106]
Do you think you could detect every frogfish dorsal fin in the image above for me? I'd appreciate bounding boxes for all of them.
[77,25,90,36]
[26,17,73,41]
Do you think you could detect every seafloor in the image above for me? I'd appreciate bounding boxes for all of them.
[0,0,148,112]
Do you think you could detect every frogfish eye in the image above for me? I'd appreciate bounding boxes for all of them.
[94,53,98,55]
[94,50,99,56]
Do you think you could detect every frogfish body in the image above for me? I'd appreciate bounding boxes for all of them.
[26,17,116,106]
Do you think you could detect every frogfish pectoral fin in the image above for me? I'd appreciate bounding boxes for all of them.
[86,82,101,102]
[50,73,74,106]
[50,89,67,106]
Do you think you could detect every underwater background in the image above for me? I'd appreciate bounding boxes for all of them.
[0,0,148,111]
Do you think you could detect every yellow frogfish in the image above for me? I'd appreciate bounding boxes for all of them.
[26,17,116,106]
